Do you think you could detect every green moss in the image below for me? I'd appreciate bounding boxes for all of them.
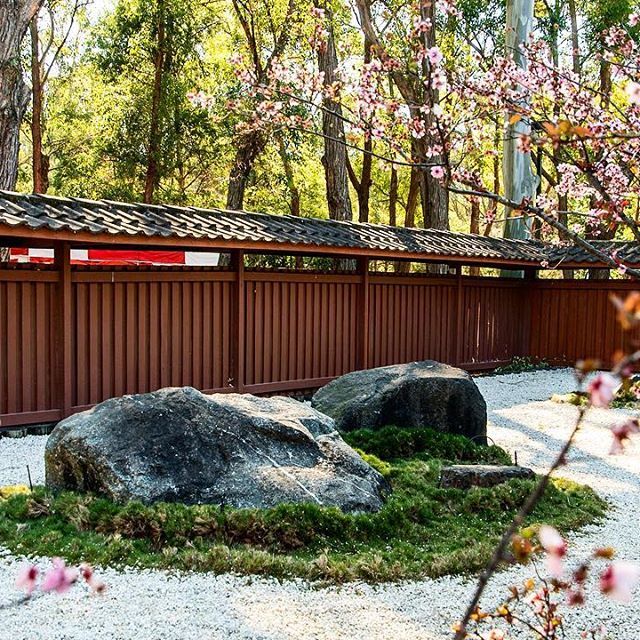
[0,458,605,583]
[353,449,392,477]
[551,392,588,406]
[343,426,512,465]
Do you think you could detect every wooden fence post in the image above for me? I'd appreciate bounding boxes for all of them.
[55,242,73,417]
[231,250,245,392]
[522,268,537,357]
[357,257,370,371]
[455,267,464,366]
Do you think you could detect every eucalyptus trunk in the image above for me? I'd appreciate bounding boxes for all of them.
[419,0,448,232]
[501,0,537,277]
[502,0,537,241]
[388,165,398,227]
[226,131,265,211]
[30,14,48,193]
[316,12,352,221]
[143,0,166,204]
[278,137,301,217]
[567,0,580,75]
[1,0,43,191]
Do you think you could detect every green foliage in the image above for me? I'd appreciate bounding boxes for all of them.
[0,444,605,583]
[551,392,587,406]
[343,426,512,465]
[494,356,551,375]
[586,0,632,37]
[353,449,393,477]
[553,383,640,409]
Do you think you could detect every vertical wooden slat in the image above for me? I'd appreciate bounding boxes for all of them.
[55,243,73,416]
[202,282,213,388]
[357,258,370,370]
[149,282,160,392]
[20,283,33,410]
[231,251,246,391]
[455,270,464,365]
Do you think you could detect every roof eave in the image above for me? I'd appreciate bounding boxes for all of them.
[0,223,543,270]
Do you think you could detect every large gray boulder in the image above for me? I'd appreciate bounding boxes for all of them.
[45,387,390,513]
[311,361,487,443]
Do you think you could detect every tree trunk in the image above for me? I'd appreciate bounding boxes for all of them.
[567,0,580,75]
[355,37,373,223]
[278,137,300,217]
[357,136,372,223]
[0,1,43,191]
[469,198,481,275]
[501,0,537,278]
[30,15,48,193]
[599,59,611,109]
[395,167,420,274]
[587,29,614,279]
[418,0,448,231]
[405,166,419,229]
[226,131,265,210]
[143,0,166,204]
[502,0,536,243]
[388,165,398,227]
[316,9,352,221]
[550,5,573,278]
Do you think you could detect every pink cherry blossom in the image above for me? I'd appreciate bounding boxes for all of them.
[538,525,567,577]
[600,562,640,602]
[587,373,617,408]
[80,563,106,594]
[15,563,38,595]
[610,418,640,454]
[626,82,640,105]
[517,134,532,153]
[426,46,443,65]
[430,165,445,180]
[431,70,447,91]
[41,558,78,594]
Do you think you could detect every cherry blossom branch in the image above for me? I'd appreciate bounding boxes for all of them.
[454,406,587,640]
[448,185,640,279]
[456,349,640,640]
[287,125,437,168]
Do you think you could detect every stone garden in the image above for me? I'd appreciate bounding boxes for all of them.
[1,363,623,638]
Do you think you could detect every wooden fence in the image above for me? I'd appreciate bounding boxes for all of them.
[0,261,637,428]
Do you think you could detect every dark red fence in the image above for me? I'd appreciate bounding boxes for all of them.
[0,263,637,428]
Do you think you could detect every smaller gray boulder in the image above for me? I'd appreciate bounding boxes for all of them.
[311,361,487,443]
[439,465,535,490]
[45,387,390,513]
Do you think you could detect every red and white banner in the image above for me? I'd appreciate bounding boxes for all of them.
[9,248,220,266]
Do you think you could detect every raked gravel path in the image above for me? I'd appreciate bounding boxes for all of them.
[1,368,639,640]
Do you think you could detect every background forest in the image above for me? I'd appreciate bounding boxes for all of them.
[13,0,639,246]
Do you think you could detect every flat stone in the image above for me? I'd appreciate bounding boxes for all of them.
[2,429,28,439]
[439,464,535,489]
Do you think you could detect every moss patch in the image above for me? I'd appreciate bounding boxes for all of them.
[343,426,512,465]
[0,438,605,583]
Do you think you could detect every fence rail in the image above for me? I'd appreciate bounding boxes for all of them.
[0,255,637,428]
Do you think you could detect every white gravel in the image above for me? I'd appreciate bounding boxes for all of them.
[1,368,639,639]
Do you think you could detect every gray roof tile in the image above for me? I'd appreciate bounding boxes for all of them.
[0,190,637,266]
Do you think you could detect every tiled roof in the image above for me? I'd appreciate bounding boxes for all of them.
[0,191,637,267]
[547,241,640,266]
